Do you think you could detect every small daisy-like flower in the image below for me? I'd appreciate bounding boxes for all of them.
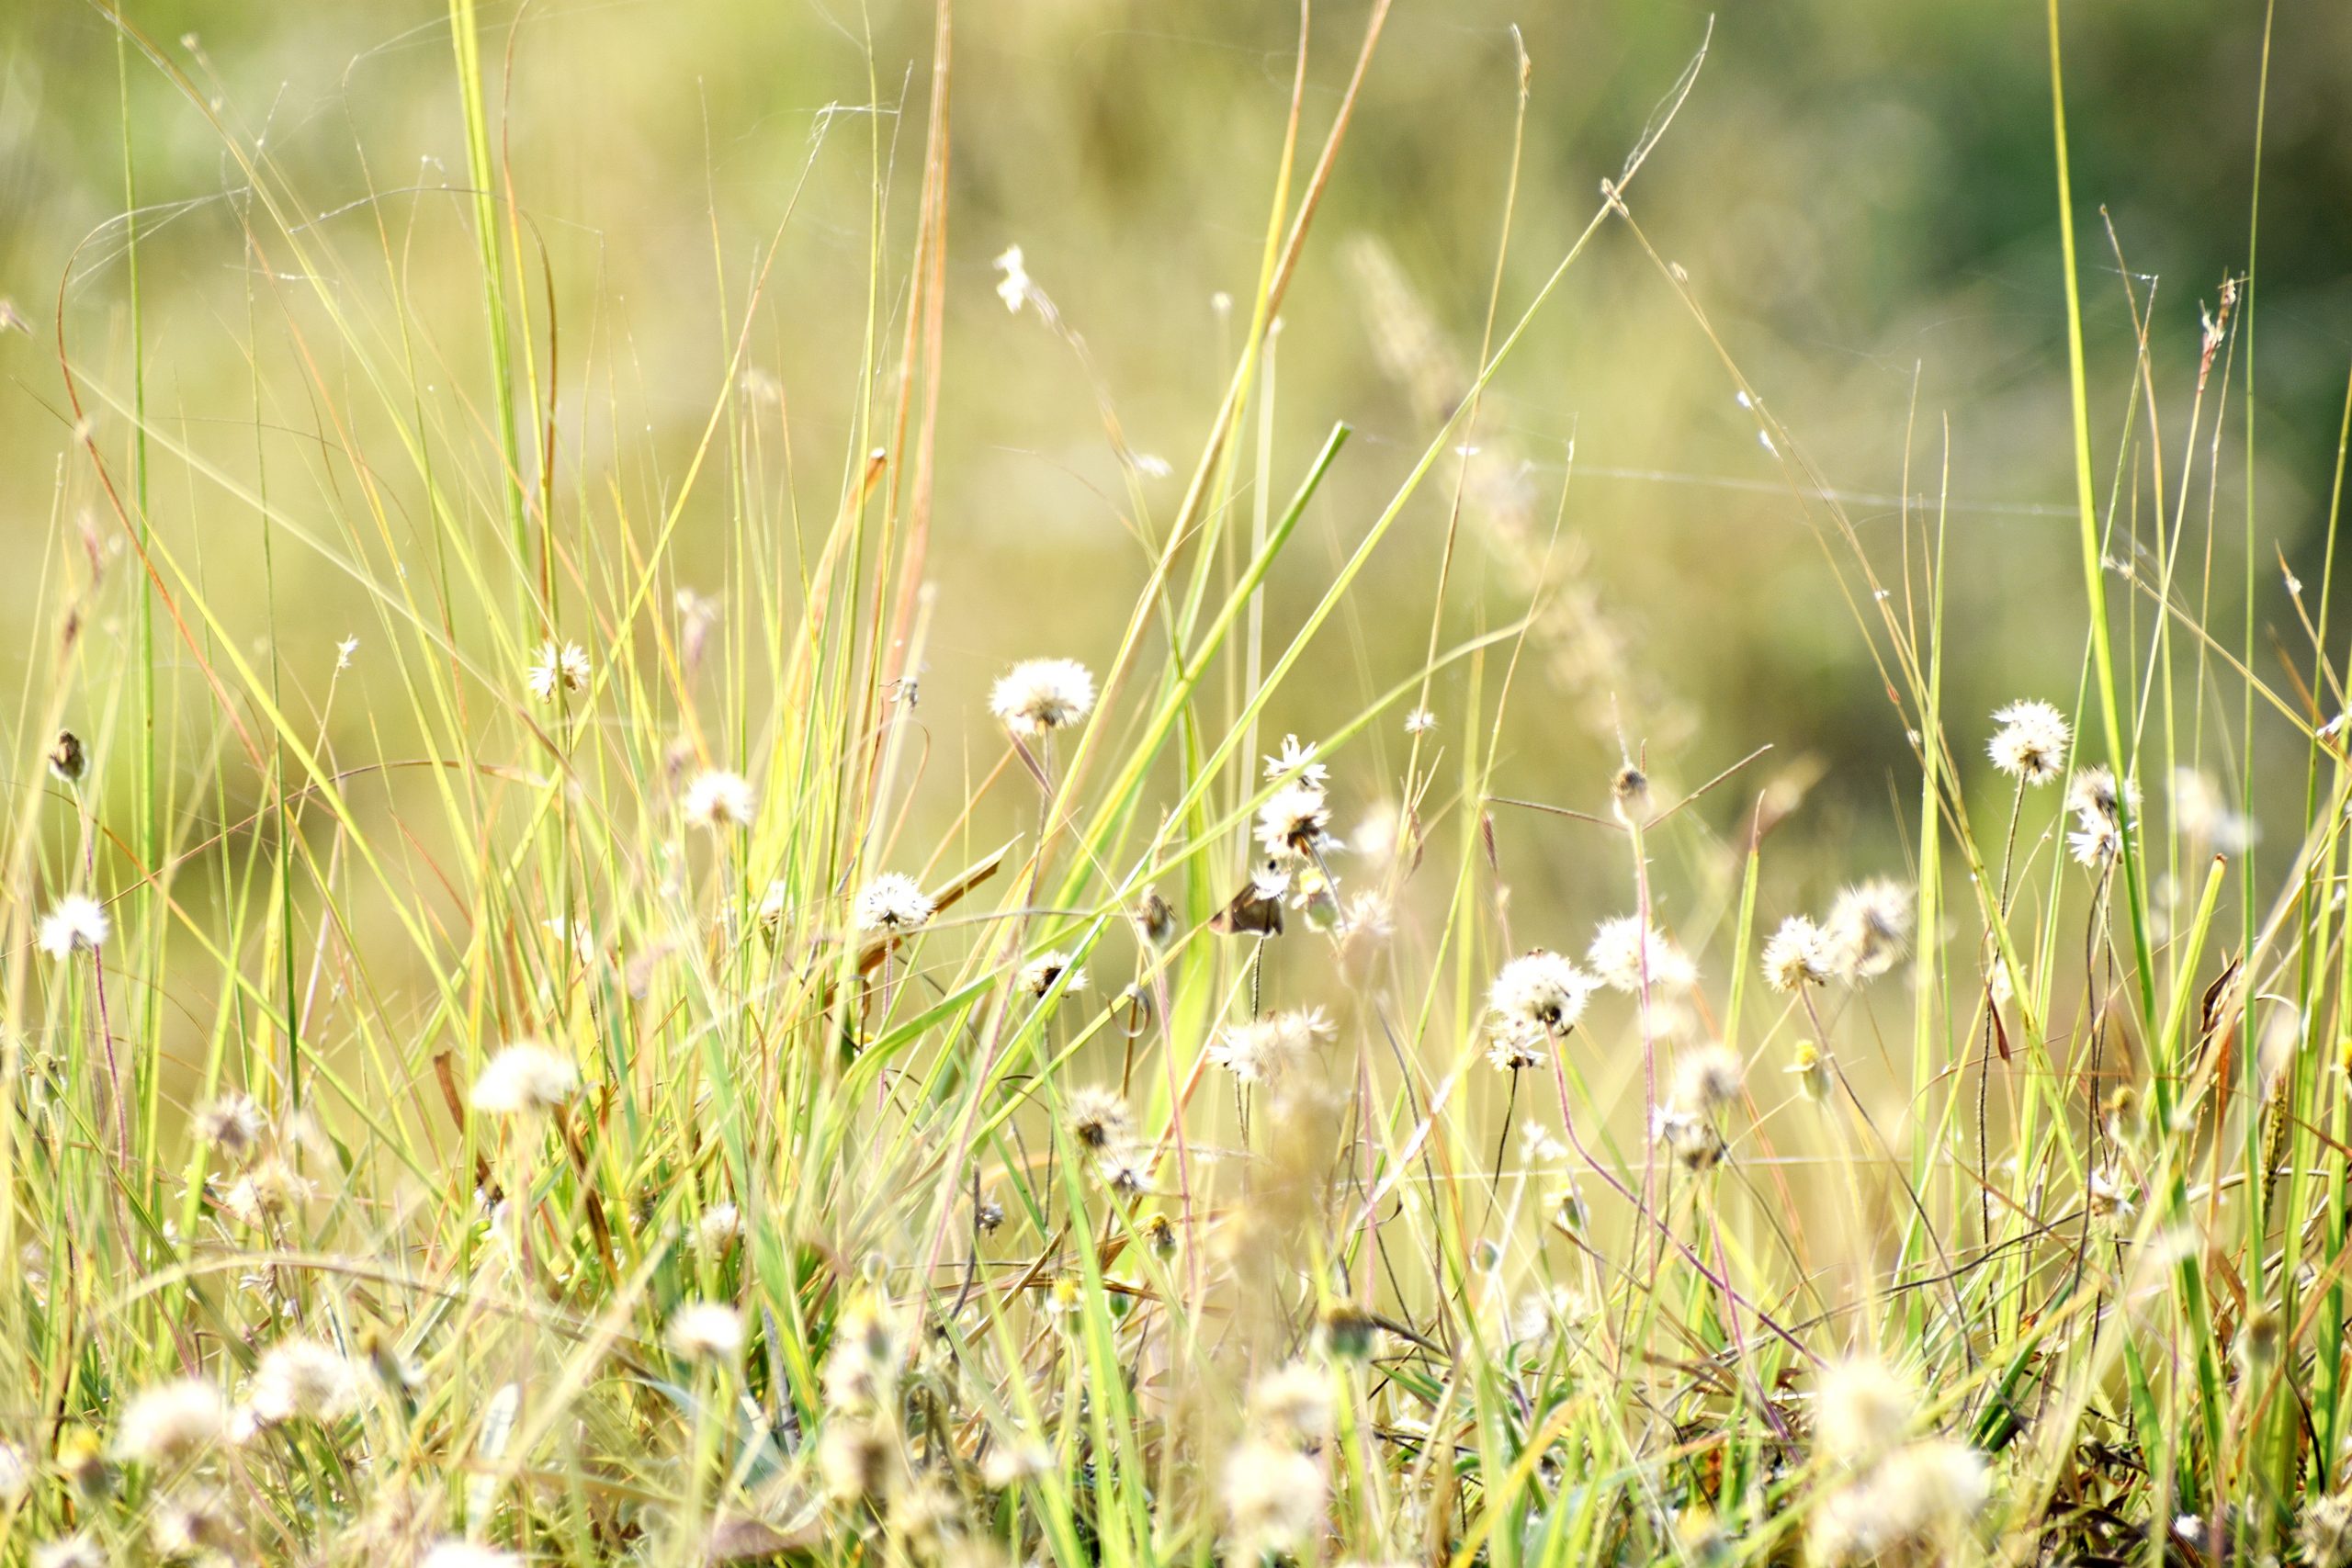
[989,658,1095,737]
[526,639,591,702]
[1672,1043,1745,1111]
[469,1041,581,1117]
[1761,915,1833,992]
[1814,1355,1915,1465]
[1987,699,2070,784]
[1065,1086,1130,1150]
[250,1337,365,1425]
[37,894,108,958]
[1404,707,1438,736]
[194,1092,266,1161]
[1255,781,1334,860]
[1262,734,1329,786]
[1825,880,1913,983]
[681,769,757,829]
[853,872,934,933]
[666,1301,745,1363]
[1586,916,1699,994]
[112,1379,229,1465]
[1017,950,1087,998]
[993,244,1030,313]
[1246,1361,1334,1442]
[1488,952,1600,1049]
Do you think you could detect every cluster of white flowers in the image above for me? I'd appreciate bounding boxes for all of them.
[1762,881,1914,993]
[2064,763,2139,867]
[1805,1357,1993,1566]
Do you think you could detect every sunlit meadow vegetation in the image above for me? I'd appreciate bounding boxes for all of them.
[6,2,2352,1566]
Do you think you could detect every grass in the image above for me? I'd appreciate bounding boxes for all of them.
[6,4,2352,1566]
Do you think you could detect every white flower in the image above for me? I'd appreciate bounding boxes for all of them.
[1824,880,1913,983]
[1814,1356,1915,1464]
[989,658,1095,737]
[469,1042,581,1117]
[335,635,359,670]
[250,1337,365,1424]
[37,894,108,958]
[993,244,1030,312]
[1404,707,1438,735]
[1761,915,1833,992]
[2065,765,2138,825]
[666,1301,745,1363]
[194,1092,266,1159]
[1064,1086,1131,1150]
[1017,950,1087,998]
[1262,734,1329,785]
[1256,781,1334,859]
[1987,699,2069,784]
[681,769,757,829]
[1671,1043,1745,1111]
[526,638,591,702]
[1207,1009,1332,1083]
[1585,916,1698,994]
[419,1543,523,1568]
[1220,1438,1325,1556]
[31,1538,104,1568]
[0,1441,32,1506]
[112,1378,229,1464]
[1487,951,1600,1055]
[853,872,935,933]
[694,1202,744,1255]
[1246,1361,1334,1441]
[2069,818,2122,866]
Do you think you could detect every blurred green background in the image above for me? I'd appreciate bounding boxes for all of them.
[4,0,2349,925]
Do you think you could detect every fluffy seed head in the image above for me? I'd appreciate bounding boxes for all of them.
[1256,780,1334,859]
[853,872,934,932]
[989,658,1095,737]
[1987,699,2069,784]
[250,1337,364,1424]
[1220,1439,1325,1557]
[2301,1488,2352,1568]
[37,894,109,958]
[681,769,757,829]
[469,1042,580,1117]
[1673,1043,1746,1111]
[526,639,591,701]
[665,1301,745,1364]
[1814,1356,1915,1465]
[194,1092,266,1161]
[693,1202,743,1256]
[1246,1361,1334,1442]
[1611,763,1652,825]
[1825,880,1913,983]
[2065,764,2138,825]
[1207,1008,1332,1083]
[1762,915,1834,992]
[112,1379,229,1465]
[1016,950,1087,998]
[31,1538,104,1568]
[2069,818,2122,867]
[1261,734,1328,786]
[1586,916,1698,994]
[1064,1086,1130,1150]
[419,1542,523,1568]
[1488,951,1600,1046]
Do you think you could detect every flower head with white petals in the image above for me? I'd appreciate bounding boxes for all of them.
[990,658,1095,738]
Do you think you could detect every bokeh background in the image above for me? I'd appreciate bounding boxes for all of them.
[5,0,2349,931]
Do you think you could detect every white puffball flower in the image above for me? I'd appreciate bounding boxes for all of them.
[469,1042,581,1117]
[1586,916,1699,994]
[1987,699,2069,785]
[681,769,757,830]
[854,873,935,933]
[111,1378,229,1465]
[37,894,109,959]
[666,1301,745,1364]
[989,658,1095,737]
